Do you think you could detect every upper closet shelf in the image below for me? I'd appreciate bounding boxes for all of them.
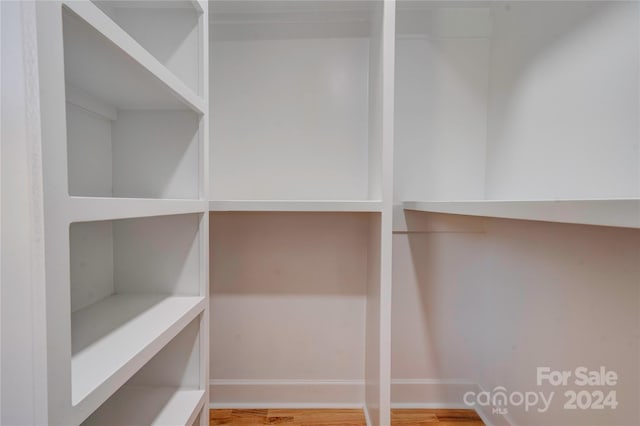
[209,200,383,212]
[403,199,640,229]
[63,0,205,113]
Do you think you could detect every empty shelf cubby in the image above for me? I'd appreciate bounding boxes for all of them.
[63,4,202,199]
[69,214,204,422]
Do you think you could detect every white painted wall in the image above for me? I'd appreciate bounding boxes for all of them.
[70,221,114,312]
[392,215,640,425]
[113,214,201,295]
[209,212,370,405]
[66,107,200,199]
[69,214,201,312]
[394,6,491,203]
[112,110,200,199]
[66,103,113,197]
[395,1,640,202]
[486,1,640,199]
[210,38,370,201]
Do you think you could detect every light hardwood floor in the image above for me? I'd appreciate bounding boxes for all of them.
[209,408,484,425]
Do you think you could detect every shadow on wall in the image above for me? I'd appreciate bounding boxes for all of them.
[210,211,373,296]
[397,211,640,425]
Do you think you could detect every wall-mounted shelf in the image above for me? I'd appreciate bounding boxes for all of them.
[82,386,205,426]
[95,0,204,14]
[63,0,205,112]
[209,200,383,212]
[403,199,640,229]
[67,197,206,222]
[71,294,205,423]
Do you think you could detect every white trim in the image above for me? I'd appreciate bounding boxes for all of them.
[209,200,383,213]
[209,379,363,386]
[208,379,364,407]
[391,378,477,385]
[391,402,471,409]
[208,402,365,409]
[390,378,480,407]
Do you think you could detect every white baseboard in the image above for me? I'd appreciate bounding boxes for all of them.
[391,379,515,426]
[391,378,479,407]
[208,378,516,426]
[209,379,364,408]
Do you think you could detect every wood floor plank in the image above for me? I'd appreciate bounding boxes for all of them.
[270,409,365,424]
[432,409,482,422]
[437,422,484,426]
[210,409,233,425]
[231,409,269,424]
[264,416,295,424]
[391,408,439,424]
[211,410,233,418]
[210,408,483,425]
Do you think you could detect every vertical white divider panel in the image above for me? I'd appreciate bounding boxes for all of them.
[365,1,395,425]
[35,1,73,424]
[198,4,210,426]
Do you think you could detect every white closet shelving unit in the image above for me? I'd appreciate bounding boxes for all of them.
[33,0,209,424]
[5,0,638,425]
[395,0,640,225]
[208,1,395,425]
[393,1,639,425]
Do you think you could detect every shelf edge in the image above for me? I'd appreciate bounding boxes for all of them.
[209,200,383,212]
[403,199,640,229]
[66,197,207,222]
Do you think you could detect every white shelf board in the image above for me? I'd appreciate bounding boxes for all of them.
[209,200,383,212]
[63,0,205,113]
[82,386,205,426]
[403,199,640,229]
[67,197,207,223]
[71,294,205,424]
[97,0,203,14]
